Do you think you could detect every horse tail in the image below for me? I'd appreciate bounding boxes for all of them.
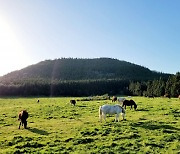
[99,106,102,122]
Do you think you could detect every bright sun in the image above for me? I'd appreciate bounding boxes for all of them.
[0,16,30,76]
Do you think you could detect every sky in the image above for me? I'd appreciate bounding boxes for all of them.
[0,0,179,76]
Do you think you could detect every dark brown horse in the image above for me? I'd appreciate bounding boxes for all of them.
[18,110,28,129]
[122,100,137,110]
[70,100,76,106]
[112,96,117,102]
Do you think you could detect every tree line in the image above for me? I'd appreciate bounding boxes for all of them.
[0,79,130,97]
[129,72,180,97]
[0,72,179,97]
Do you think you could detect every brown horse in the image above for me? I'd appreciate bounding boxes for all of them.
[18,110,28,129]
[122,100,137,110]
[164,93,170,99]
[112,96,117,102]
[70,100,76,106]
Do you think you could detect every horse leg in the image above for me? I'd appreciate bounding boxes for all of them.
[115,114,117,122]
[103,114,106,122]
[116,114,119,122]
[24,121,27,129]
[99,114,102,122]
[121,113,125,120]
[19,121,21,129]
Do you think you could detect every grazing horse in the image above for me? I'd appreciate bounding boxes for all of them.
[112,96,117,102]
[164,93,170,99]
[18,110,28,129]
[122,100,137,110]
[118,97,126,104]
[99,104,125,122]
[70,100,76,106]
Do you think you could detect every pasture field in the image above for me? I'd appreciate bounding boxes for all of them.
[0,97,179,154]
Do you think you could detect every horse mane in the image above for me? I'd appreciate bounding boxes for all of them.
[18,110,28,119]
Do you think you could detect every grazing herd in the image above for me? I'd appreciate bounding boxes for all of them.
[18,94,180,129]
[98,96,137,122]
[17,97,137,129]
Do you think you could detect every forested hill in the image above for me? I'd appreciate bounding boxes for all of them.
[0,58,170,84]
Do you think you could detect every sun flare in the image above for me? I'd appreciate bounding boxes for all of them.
[0,16,29,76]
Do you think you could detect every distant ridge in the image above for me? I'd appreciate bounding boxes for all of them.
[0,58,171,84]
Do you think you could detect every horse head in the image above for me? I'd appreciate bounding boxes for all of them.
[130,100,137,110]
[134,103,137,110]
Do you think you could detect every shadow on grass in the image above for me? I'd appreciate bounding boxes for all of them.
[78,105,87,108]
[131,121,180,131]
[136,108,149,111]
[27,127,49,135]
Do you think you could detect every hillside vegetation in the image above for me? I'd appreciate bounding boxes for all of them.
[0,58,170,83]
[0,58,176,97]
[0,97,179,153]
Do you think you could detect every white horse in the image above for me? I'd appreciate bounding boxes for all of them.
[99,104,125,122]
[118,97,126,105]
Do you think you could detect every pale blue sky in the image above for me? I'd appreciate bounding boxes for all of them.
[0,0,179,76]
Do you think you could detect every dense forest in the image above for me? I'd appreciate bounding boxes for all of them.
[0,58,178,97]
[129,72,180,97]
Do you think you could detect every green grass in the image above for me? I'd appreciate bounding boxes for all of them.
[0,97,179,153]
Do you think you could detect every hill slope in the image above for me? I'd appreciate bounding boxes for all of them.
[0,58,170,84]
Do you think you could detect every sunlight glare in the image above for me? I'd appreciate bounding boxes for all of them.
[0,16,30,76]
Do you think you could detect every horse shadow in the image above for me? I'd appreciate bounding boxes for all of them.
[131,121,180,131]
[136,108,149,111]
[78,105,87,108]
[27,127,49,135]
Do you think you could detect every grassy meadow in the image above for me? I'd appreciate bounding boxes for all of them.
[0,97,179,153]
